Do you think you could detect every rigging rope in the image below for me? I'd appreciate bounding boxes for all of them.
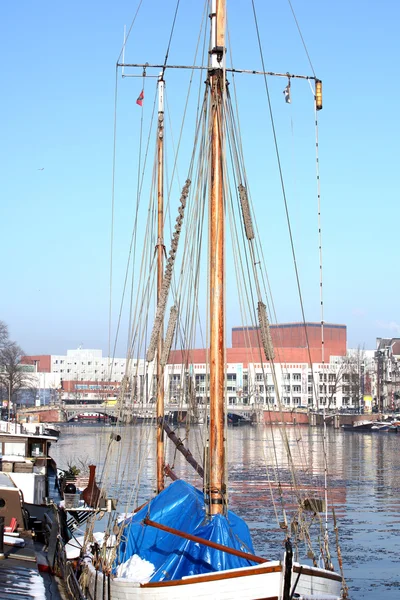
[161,0,181,78]
[286,0,316,77]
[116,0,144,64]
[146,179,191,362]
[108,67,119,378]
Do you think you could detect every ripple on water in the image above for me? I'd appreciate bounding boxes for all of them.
[51,424,400,599]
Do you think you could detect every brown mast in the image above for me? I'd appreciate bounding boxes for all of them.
[156,74,165,493]
[208,0,226,515]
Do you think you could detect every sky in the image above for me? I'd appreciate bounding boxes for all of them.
[1,0,400,357]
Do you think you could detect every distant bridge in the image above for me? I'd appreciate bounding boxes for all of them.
[62,402,259,422]
[18,402,262,423]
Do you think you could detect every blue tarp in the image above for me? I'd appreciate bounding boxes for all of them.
[115,480,256,582]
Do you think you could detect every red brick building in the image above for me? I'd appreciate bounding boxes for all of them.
[169,322,346,366]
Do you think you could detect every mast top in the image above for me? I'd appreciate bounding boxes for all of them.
[209,0,226,71]
[158,73,164,114]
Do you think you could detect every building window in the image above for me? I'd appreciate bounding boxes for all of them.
[284,385,290,393]
[292,385,301,392]
[293,397,300,404]
[283,373,290,381]
[169,374,181,398]
[227,373,236,392]
[292,373,301,381]
[283,397,291,405]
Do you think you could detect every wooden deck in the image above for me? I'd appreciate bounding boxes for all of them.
[0,532,66,600]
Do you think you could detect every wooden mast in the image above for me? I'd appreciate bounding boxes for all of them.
[156,74,165,493]
[208,0,226,515]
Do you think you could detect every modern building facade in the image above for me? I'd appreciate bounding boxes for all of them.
[20,322,373,410]
[375,338,400,411]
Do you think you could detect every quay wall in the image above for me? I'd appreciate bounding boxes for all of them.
[263,410,309,425]
[17,406,66,423]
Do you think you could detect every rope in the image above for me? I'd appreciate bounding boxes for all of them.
[314,87,333,571]
[107,67,119,377]
[116,0,144,64]
[161,0,181,78]
[287,0,316,77]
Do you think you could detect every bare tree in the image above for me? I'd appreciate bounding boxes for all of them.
[327,347,365,410]
[326,361,348,410]
[0,320,9,348]
[0,342,35,408]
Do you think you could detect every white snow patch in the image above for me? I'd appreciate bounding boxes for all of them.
[117,511,134,523]
[3,570,47,599]
[4,534,25,547]
[115,554,155,583]
[65,532,117,560]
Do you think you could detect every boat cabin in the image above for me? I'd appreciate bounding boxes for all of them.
[0,471,27,530]
[0,431,57,504]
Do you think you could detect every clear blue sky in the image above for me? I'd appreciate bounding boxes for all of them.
[1,0,399,356]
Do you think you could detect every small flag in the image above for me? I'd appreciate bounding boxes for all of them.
[283,82,291,104]
[136,90,144,106]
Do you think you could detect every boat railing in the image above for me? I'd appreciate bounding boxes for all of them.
[54,533,86,600]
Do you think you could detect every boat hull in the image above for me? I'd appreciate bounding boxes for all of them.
[84,561,342,599]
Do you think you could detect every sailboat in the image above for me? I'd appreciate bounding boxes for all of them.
[63,2,345,599]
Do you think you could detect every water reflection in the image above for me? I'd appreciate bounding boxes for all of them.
[51,423,400,599]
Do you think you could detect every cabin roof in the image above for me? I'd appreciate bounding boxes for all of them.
[0,472,17,488]
[0,432,58,443]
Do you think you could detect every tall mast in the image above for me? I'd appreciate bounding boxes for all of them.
[208,0,226,516]
[156,74,165,493]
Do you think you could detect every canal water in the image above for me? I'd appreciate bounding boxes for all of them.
[50,423,400,599]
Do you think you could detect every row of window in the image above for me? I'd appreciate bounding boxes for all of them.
[53,360,127,367]
[54,369,125,376]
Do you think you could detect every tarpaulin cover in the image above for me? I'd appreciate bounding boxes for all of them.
[115,480,257,582]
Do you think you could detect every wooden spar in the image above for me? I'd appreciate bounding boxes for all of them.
[208,0,226,515]
[164,463,179,481]
[156,74,165,493]
[143,517,268,564]
[160,418,204,478]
